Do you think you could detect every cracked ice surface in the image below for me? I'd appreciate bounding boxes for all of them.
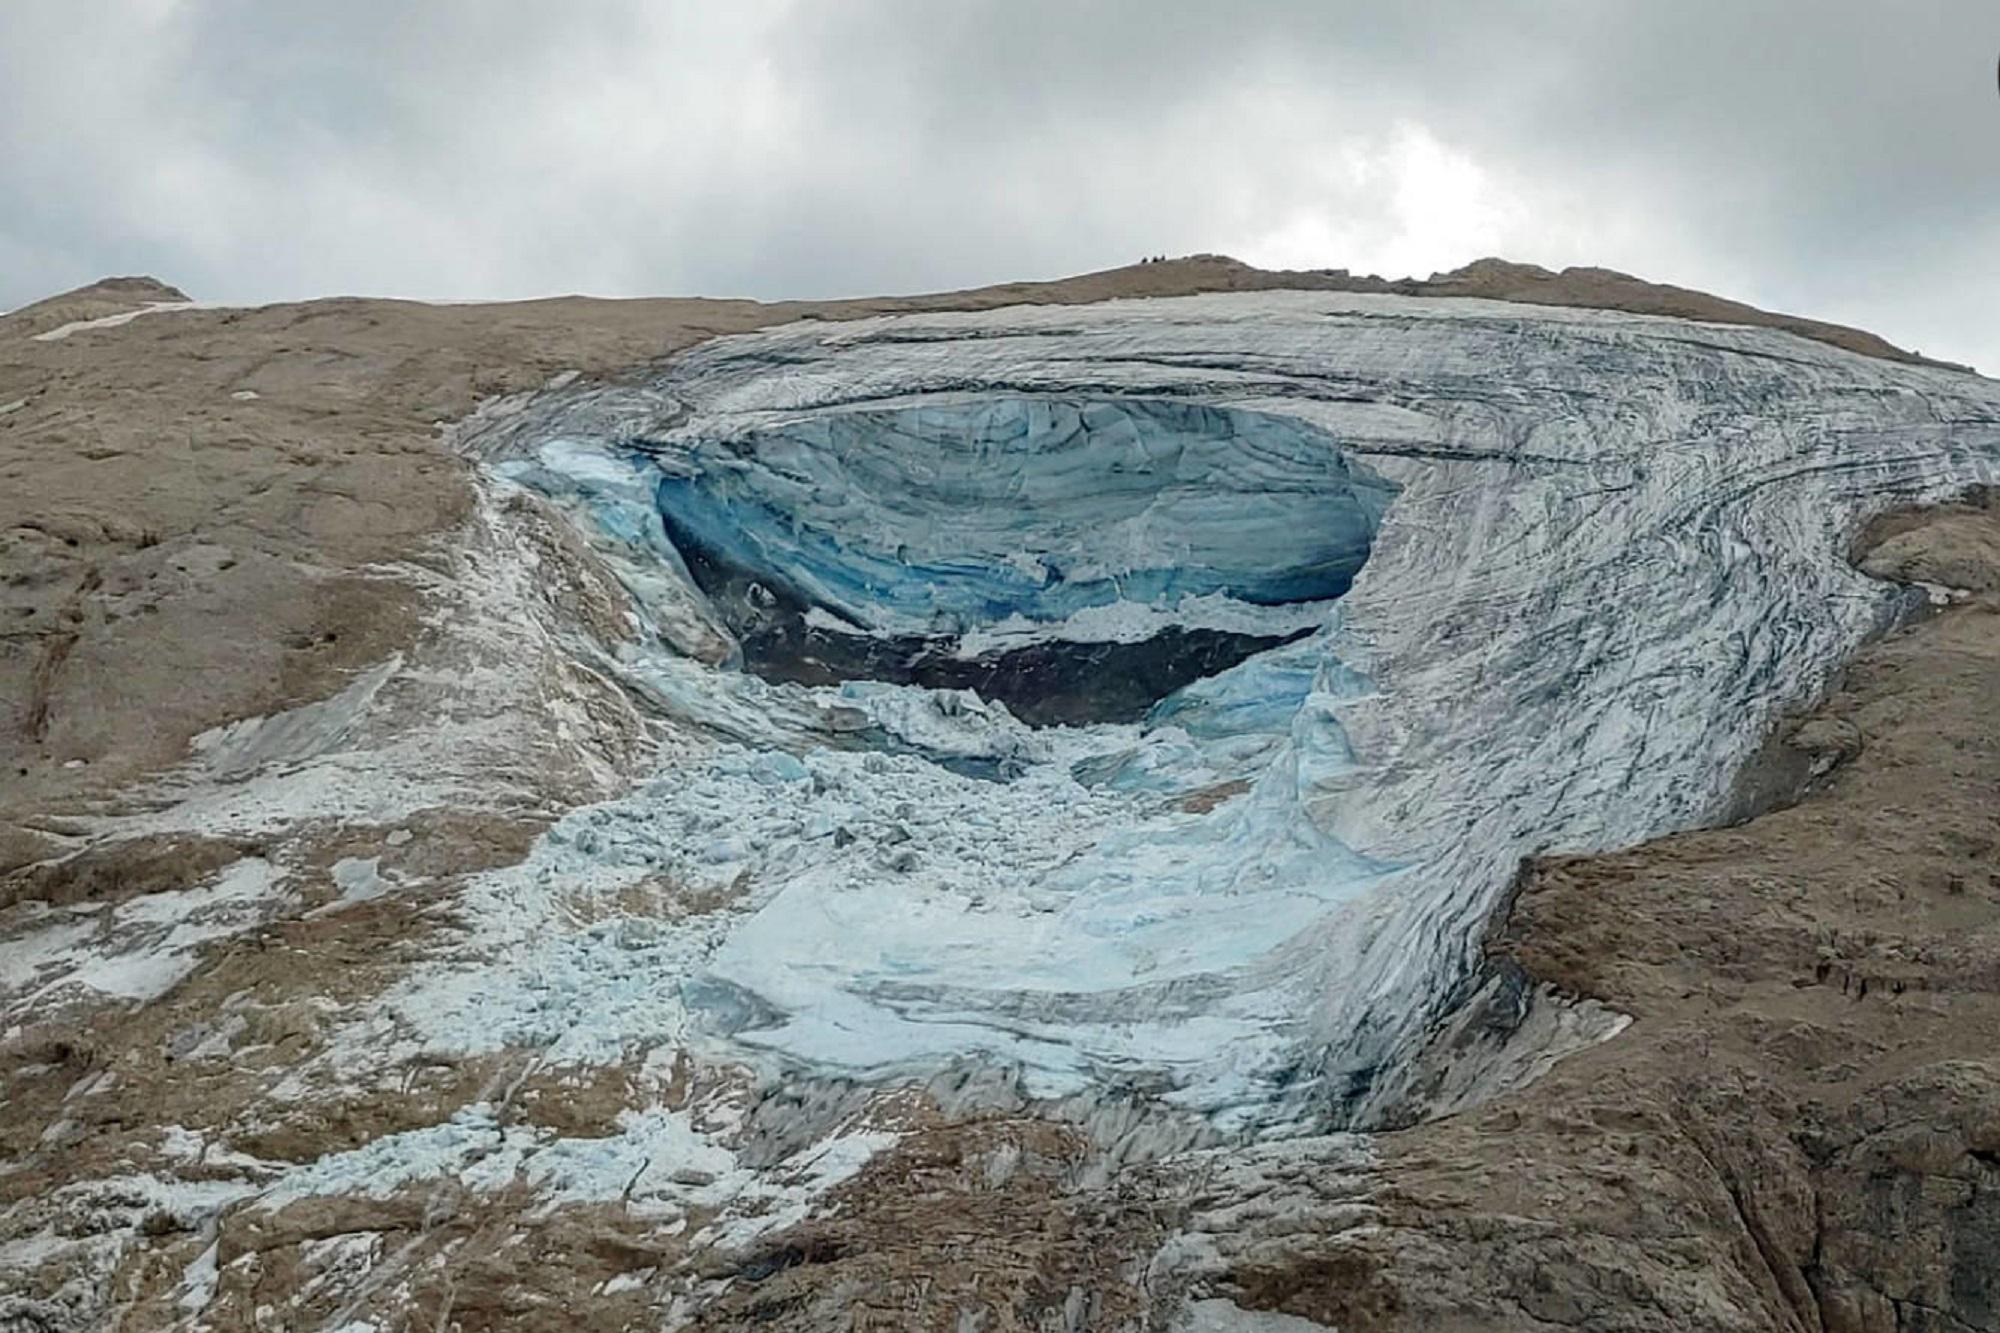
[447,290,2000,1129]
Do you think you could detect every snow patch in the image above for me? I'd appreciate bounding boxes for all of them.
[2,858,283,1021]
[30,301,213,342]
[259,1097,896,1245]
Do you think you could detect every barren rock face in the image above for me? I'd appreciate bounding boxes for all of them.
[3,262,2000,1332]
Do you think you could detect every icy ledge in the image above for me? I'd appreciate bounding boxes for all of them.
[449,290,2000,1132]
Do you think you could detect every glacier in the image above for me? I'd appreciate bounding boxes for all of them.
[496,398,1394,729]
[449,290,2000,1133]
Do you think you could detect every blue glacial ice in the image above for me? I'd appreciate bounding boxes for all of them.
[646,398,1393,634]
[443,290,2000,1131]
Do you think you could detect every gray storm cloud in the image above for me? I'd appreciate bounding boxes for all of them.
[2,0,1995,371]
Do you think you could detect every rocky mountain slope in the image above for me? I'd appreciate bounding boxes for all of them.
[2,259,1998,1332]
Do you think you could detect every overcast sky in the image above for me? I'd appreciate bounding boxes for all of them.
[4,2,1996,371]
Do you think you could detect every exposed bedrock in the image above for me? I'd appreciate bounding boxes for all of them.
[457,290,2000,1134]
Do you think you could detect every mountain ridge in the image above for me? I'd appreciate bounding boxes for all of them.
[3,262,1997,1331]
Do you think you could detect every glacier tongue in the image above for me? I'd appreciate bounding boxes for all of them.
[451,290,2000,1131]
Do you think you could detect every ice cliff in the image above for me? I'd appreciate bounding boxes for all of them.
[452,290,2000,1134]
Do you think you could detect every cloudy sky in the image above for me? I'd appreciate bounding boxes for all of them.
[4,2,1996,370]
